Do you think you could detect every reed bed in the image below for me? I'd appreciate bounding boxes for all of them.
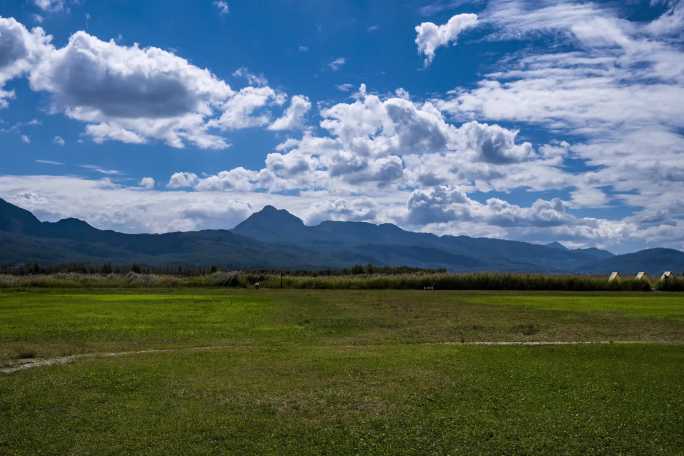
[0,271,677,291]
[263,273,656,291]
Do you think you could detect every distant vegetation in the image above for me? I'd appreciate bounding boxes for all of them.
[1,269,682,291]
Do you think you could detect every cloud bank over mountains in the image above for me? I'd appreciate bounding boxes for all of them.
[1,0,683,253]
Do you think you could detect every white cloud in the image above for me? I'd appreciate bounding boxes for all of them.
[33,0,64,13]
[406,185,471,225]
[185,86,561,196]
[646,1,684,36]
[213,1,229,15]
[442,1,684,133]
[415,13,479,65]
[209,86,283,130]
[431,0,684,238]
[139,177,155,189]
[404,185,645,250]
[53,135,64,146]
[195,167,275,192]
[0,17,299,149]
[460,121,533,163]
[29,30,234,149]
[85,123,147,145]
[0,22,296,149]
[35,159,63,165]
[232,67,267,86]
[328,57,346,71]
[20,134,31,144]
[167,172,199,189]
[269,95,311,131]
[304,198,379,225]
[0,175,255,233]
[80,164,120,175]
[0,17,51,108]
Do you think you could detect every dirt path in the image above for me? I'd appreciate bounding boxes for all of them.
[2,341,682,374]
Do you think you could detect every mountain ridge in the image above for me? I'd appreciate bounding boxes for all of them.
[1,198,683,274]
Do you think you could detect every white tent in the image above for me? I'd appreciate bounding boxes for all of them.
[635,272,650,281]
[608,272,621,282]
[661,271,673,280]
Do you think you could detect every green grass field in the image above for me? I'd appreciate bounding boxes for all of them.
[1,289,683,455]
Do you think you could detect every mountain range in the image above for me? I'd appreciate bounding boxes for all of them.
[1,198,683,274]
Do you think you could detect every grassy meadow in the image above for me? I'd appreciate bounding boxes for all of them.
[1,289,683,454]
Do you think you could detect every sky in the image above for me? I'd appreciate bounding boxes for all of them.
[0,0,683,253]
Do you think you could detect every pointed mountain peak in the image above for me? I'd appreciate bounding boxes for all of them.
[54,217,97,230]
[546,241,568,250]
[249,205,304,225]
[0,198,41,233]
[233,206,307,243]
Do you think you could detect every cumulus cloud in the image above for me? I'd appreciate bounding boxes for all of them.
[139,177,155,189]
[269,95,311,131]
[167,172,199,189]
[195,167,275,192]
[183,85,554,195]
[53,135,64,146]
[407,186,472,225]
[85,123,146,145]
[304,198,380,225]
[460,121,533,163]
[0,17,50,108]
[29,31,233,149]
[0,17,296,148]
[415,13,479,65]
[406,186,601,238]
[209,86,283,130]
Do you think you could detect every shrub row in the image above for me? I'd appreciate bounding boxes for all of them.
[263,273,656,291]
[1,271,680,291]
[655,276,684,291]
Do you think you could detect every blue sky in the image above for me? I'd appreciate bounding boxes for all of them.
[0,0,682,253]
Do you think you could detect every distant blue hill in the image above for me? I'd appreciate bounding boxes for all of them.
[1,198,682,274]
[580,248,684,275]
